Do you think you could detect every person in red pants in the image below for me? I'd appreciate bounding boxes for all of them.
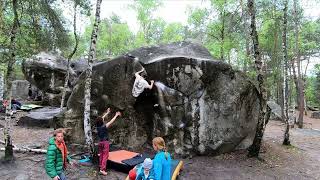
[96,108,121,176]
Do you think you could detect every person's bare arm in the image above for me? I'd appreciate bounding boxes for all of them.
[106,111,121,128]
[102,108,111,121]
[146,80,154,89]
[135,68,145,78]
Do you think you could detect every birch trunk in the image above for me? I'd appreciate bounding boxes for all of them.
[291,58,299,109]
[0,147,47,154]
[83,0,102,155]
[4,0,19,160]
[219,0,226,61]
[247,0,269,157]
[220,11,225,61]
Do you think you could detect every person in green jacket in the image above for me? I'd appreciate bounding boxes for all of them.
[45,128,75,180]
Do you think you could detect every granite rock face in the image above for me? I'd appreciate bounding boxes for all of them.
[57,42,260,156]
[22,52,89,106]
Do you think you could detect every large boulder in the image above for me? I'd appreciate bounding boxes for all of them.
[57,42,260,156]
[22,52,89,106]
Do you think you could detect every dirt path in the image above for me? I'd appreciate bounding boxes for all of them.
[179,112,320,180]
[0,111,319,179]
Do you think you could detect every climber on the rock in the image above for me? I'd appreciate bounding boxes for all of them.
[132,67,154,98]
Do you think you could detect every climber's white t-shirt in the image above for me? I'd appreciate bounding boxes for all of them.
[132,76,149,97]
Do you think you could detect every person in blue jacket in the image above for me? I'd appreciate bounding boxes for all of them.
[152,137,171,180]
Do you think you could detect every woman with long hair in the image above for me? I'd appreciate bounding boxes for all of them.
[152,137,171,180]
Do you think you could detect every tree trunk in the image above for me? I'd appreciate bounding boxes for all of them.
[83,0,102,156]
[291,0,300,109]
[288,58,293,109]
[297,78,305,128]
[291,58,299,108]
[240,0,249,72]
[293,0,304,128]
[303,58,310,115]
[0,147,47,154]
[247,0,269,157]
[220,13,225,61]
[240,0,250,72]
[108,21,112,56]
[0,1,3,30]
[282,0,290,145]
[60,3,79,109]
[3,0,19,160]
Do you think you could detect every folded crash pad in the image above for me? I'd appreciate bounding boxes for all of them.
[121,153,154,166]
[20,104,43,111]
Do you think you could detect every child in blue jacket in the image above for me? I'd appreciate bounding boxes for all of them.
[136,158,155,180]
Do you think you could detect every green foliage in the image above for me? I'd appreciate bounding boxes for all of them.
[305,76,317,106]
[131,0,162,26]
[0,0,73,57]
[13,64,24,80]
[300,20,320,55]
[74,0,91,16]
[313,64,320,106]
[187,0,242,62]
[75,0,188,58]
[97,19,134,58]
[134,31,148,49]
[75,15,134,59]
[161,23,185,43]
[148,18,166,44]
[0,0,92,81]
[189,0,320,106]
[305,63,320,107]
[255,2,284,99]
[247,70,257,81]
[186,7,209,41]
[130,0,163,45]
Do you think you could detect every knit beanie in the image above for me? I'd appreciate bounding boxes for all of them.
[142,158,153,169]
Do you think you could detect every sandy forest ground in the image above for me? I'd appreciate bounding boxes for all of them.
[0,111,320,180]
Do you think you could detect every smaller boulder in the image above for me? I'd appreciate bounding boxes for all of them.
[311,111,320,119]
[267,101,283,121]
[308,106,319,111]
[11,80,30,100]
[18,107,62,128]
